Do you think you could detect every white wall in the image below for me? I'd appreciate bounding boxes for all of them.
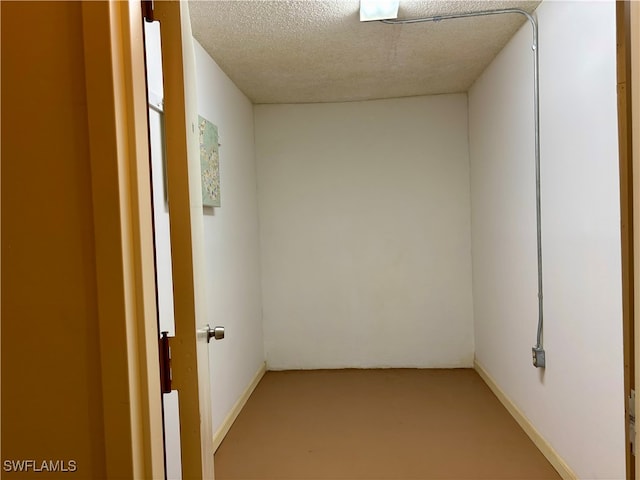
[469,2,624,478]
[255,95,474,370]
[194,40,265,435]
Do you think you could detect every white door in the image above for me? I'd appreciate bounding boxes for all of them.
[150,1,215,478]
[144,16,183,479]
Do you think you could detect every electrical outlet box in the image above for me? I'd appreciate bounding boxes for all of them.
[532,347,545,368]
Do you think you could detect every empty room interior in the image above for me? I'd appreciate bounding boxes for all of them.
[145,1,626,478]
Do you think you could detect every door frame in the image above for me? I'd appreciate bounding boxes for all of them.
[630,0,640,478]
[82,1,165,478]
[617,2,635,478]
[153,1,216,476]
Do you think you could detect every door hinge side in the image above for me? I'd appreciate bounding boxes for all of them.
[142,0,155,22]
[630,390,636,456]
[159,331,172,394]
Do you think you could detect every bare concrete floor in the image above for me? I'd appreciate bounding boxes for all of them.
[214,369,560,480]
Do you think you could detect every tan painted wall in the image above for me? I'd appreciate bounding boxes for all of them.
[1,2,106,477]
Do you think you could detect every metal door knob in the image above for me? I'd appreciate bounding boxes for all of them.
[206,325,225,342]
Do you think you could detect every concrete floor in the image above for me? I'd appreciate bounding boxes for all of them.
[215,369,560,480]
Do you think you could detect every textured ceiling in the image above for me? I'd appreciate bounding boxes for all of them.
[189,0,540,104]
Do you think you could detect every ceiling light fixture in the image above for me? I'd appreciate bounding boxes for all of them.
[359,0,399,22]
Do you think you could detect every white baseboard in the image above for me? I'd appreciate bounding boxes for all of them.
[474,360,578,480]
[212,362,267,453]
